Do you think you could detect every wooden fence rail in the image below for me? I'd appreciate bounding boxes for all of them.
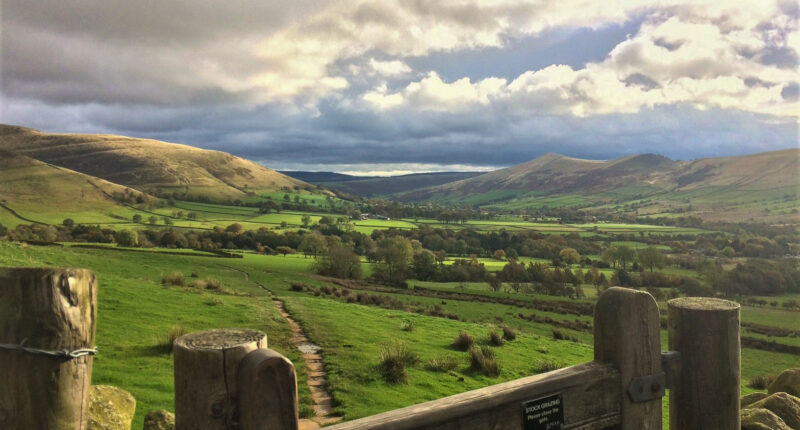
[0,268,740,430]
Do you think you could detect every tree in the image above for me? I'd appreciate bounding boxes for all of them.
[493,249,506,260]
[601,246,619,268]
[559,248,581,265]
[374,236,413,284]
[301,214,311,228]
[434,250,448,267]
[413,250,438,281]
[314,243,362,279]
[162,216,173,226]
[132,214,143,223]
[62,218,75,228]
[637,247,665,272]
[276,246,295,257]
[226,223,243,234]
[617,245,635,269]
[148,215,158,224]
[114,230,139,247]
[488,274,503,292]
[298,231,327,258]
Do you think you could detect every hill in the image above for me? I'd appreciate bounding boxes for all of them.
[0,149,153,226]
[282,171,484,197]
[0,125,314,202]
[398,150,800,222]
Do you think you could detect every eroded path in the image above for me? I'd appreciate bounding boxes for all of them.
[272,299,342,429]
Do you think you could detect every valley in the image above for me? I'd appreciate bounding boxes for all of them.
[0,125,798,429]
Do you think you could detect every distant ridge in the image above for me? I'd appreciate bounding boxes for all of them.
[0,124,313,202]
[283,171,485,197]
[397,149,799,222]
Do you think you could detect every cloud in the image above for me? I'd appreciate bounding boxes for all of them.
[362,4,800,118]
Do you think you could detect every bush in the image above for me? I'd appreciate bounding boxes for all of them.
[532,359,563,374]
[502,325,516,341]
[748,374,777,390]
[489,329,504,346]
[378,341,419,384]
[400,319,415,332]
[424,355,459,372]
[452,331,474,351]
[468,346,500,377]
[204,278,222,291]
[161,272,184,286]
[158,324,188,354]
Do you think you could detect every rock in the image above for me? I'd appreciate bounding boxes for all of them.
[740,408,790,430]
[769,368,800,397]
[88,385,136,430]
[741,392,769,407]
[143,409,175,430]
[748,392,800,429]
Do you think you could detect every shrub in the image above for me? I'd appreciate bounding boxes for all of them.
[532,359,564,374]
[161,272,184,286]
[158,324,188,354]
[452,331,474,351]
[489,329,504,346]
[400,319,415,332]
[468,346,500,377]
[378,341,419,384]
[501,325,516,341]
[204,278,222,291]
[552,329,565,340]
[748,374,776,390]
[290,282,305,292]
[424,355,459,372]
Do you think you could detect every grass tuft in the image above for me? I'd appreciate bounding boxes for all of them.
[378,341,419,384]
[157,324,188,354]
[161,272,184,286]
[424,355,460,372]
[400,319,415,332]
[468,346,500,377]
[489,328,504,346]
[748,374,776,390]
[452,331,474,351]
[501,325,516,341]
[532,359,564,374]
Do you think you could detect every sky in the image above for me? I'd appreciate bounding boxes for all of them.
[1,0,798,175]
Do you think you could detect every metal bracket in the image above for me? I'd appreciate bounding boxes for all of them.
[628,372,666,403]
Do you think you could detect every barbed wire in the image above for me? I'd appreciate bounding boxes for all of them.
[0,340,97,359]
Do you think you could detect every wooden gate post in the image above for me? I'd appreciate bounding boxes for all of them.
[668,297,740,429]
[238,348,299,430]
[594,287,662,430]
[174,328,267,429]
[0,268,98,430]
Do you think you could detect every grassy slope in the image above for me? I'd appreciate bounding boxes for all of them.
[0,150,156,225]
[0,124,316,202]
[0,242,796,428]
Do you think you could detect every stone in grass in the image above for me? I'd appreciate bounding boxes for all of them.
[748,392,800,429]
[88,385,136,430]
[741,392,768,407]
[740,408,791,430]
[143,409,175,430]
[769,368,800,397]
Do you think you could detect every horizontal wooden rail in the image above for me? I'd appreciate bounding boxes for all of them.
[326,361,620,430]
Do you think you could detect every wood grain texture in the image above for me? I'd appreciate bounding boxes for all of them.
[0,267,97,430]
[327,361,620,430]
[174,328,267,430]
[238,348,299,430]
[594,287,662,430]
[668,297,740,430]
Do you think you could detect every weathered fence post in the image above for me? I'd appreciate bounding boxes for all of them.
[0,268,98,430]
[668,297,740,429]
[238,348,299,430]
[594,287,662,430]
[174,329,267,429]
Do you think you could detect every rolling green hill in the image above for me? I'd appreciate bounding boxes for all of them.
[397,150,800,222]
[0,149,154,226]
[0,125,316,202]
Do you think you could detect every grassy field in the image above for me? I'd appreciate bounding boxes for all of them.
[0,241,795,428]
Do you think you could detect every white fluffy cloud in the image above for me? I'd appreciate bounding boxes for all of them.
[362,2,799,118]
